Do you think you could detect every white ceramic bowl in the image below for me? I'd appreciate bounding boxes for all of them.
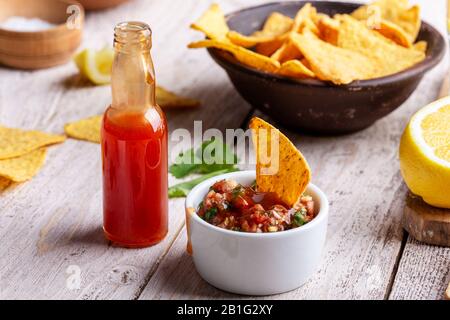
[185,170,329,295]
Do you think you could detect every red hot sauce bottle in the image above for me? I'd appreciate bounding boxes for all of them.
[101,22,168,247]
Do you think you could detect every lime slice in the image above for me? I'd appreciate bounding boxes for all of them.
[73,48,114,85]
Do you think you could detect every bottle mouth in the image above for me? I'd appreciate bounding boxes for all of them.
[114,21,152,46]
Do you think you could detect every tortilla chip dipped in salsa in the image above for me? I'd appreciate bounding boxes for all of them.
[188,0,427,85]
[195,117,315,233]
[249,117,311,207]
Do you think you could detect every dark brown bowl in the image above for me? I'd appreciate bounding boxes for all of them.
[207,1,446,134]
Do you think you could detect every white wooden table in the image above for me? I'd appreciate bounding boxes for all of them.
[0,0,448,300]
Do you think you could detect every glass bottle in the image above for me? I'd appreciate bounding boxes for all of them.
[101,21,168,248]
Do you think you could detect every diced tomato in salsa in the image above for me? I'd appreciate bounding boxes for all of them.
[197,179,316,233]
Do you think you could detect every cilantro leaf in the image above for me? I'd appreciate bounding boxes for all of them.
[198,138,238,174]
[204,207,218,221]
[169,139,238,179]
[293,211,306,227]
[169,148,200,178]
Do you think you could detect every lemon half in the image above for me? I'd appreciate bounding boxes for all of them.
[399,96,450,208]
[73,48,114,85]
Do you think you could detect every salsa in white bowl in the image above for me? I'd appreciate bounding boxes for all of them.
[185,170,329,295]
[197,178,316,233]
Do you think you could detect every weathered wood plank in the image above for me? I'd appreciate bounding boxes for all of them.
[0,0,251,299]
[389,239,450,300]
[139,0,449,300]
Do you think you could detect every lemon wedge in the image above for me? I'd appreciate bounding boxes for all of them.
[399,96,450,208]
[73,48,114,85]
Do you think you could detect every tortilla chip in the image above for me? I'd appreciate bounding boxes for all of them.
[227,31,277,48]
[335,15,425,78]
[316,15,340,45]
[413,40,427,53]
[255,36,288,56]
[386,4,421,42]
[290,30,377,84]
[312,12,329,25]
[270,40,302,63]
[256,5,320,57]
[257,4,318,57]
[371,19,412,47]
[292,3,319,34]
[351,0,421,43]
[259,12,294,36]
[156,87,201,109]
[277,61,315,79]
[249,117,311,207]
[64,115,102,143]
[277,60,315,79]
[188,39,280,72]
[0,126,65,160]
[0,176,11,191]
[190,3,230,40]
[0,148,47,182]
[227,12,293,48]
[303,18,320,35]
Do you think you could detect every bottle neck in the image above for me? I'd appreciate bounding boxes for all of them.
[111,22,156,112]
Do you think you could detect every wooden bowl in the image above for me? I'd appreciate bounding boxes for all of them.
[77,0,129,11]
[0,0,84,69]
[207,1,446,134]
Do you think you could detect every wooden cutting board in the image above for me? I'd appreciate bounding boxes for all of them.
[402,192,450,247]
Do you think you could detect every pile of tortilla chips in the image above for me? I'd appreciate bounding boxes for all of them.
[0,126,65,189]
[188,0,426,85]
[249,117,311,206]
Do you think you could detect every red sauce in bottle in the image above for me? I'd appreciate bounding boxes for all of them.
[102,110,168,247]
